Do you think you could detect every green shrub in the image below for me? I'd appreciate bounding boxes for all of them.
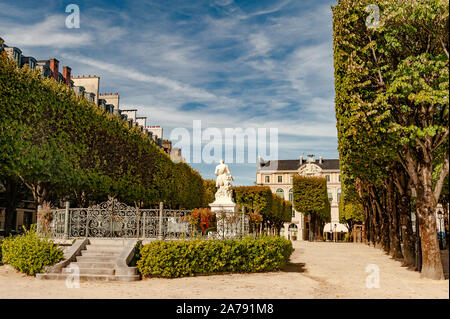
[137,236,293,278]
[1,226,64,275]
[234,186,292,225]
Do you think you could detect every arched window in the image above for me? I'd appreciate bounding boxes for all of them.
[289,189,293,202]
[276,188,284,199]
[337,189,341,203]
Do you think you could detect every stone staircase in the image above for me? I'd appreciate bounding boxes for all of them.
[37,239,140,282]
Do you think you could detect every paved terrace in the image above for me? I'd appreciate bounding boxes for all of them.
[0,242,448,299]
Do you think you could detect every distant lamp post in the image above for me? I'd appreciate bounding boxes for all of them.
[437,210,443,250]
[334,223,337,242]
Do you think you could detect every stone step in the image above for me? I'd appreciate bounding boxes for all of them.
[76,255,117,263]
[70,261,115,269]
[36,273,140,282]
[85,245,124,252]
[81,250,121,257]
[88,239,130,246]
[62,267,115,275]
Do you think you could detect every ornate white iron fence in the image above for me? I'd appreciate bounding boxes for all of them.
[38,198,249,240]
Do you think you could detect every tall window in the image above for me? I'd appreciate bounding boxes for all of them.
[290,175,293,183]
[328,191,333,202]
[338,174,341,182]
[289,188,293,202]
[337,189,341,202]
[276,188,284,199]
[265,175,270,183]
[326,174,330,182]
[278,175,283,183]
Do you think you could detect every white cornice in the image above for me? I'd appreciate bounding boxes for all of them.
[257,169,340,174]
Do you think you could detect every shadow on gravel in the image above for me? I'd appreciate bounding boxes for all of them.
[281,262,306,273]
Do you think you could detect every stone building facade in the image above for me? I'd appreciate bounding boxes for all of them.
[98,92,120,115]
[256,154,347,241]
[72,75,100,105]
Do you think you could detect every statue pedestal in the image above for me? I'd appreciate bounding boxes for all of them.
[209,202,238,213]
[209,202,239,239]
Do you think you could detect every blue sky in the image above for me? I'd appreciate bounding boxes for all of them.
[0,0,339,185]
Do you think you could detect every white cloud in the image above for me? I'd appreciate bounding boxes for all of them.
[285,42,334,97]
[0,13,127,49]
[214,0,234,6]
[248,33,272,57]
[0,15,93,48]
[119,94,337,139]
[245,0,292,18]
[63,53,219,100]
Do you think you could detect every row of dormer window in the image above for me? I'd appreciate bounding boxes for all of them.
[274,187,341,204]
[263,174,340,184]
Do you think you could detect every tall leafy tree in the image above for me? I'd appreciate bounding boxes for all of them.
[333,0,448,279]
[293,176,330,239]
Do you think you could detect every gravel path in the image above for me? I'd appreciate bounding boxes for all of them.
[0,241,448,299]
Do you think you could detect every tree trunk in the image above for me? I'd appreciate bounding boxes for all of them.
[415,167,445,280]
[308,213,312,241]
[363,202,372,245]
[387,178,403,260]
[369,203,377,247]
[389,208,403,260]
[417,204,444,279]
[393,166,415,267]
[398,193,416,267]
[369,192,382,248]
[379,189,390,254]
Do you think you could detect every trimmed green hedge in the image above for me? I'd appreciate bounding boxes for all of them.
[0,53,206,209]
[293,175,330,222]
[1,227,64,275]
[137,236,293,278]
[234,186,292,225]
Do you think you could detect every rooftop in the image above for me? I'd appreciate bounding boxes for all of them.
[72,75,99,78]
[259,159,339,171]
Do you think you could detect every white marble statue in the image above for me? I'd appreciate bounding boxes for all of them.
[215,159,234,187]
[213,159,235,203]
[209,160,241,238]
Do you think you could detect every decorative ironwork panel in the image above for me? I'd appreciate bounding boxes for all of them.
[50,209,66,238]
[85,199,139,238]
[141,209,159,238]
[215,212,250,239]
[69,209,88,237]
[245,215,250,235]
[162,210,193,239]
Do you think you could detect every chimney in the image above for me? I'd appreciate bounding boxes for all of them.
[63,66,72,86]
[299,156,303,165]
[319,156,323,164]
[49,58,59,81]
